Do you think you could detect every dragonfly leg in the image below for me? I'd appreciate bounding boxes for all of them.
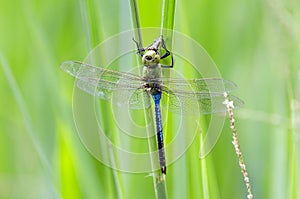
[160,38,171,59]
[161,55,174,68]
[132,37,145,57]
[160,37,174,68]
[147,36,171,60]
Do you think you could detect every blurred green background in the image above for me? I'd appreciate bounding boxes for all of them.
[0,0,299,198]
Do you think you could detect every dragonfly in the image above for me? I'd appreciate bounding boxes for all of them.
[61,36,243,175]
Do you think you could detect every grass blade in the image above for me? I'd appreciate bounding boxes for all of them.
[160,0,176,43]
[129,0,143,48]
[0,51,60,199]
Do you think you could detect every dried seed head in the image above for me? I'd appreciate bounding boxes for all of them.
[224,93,253,199]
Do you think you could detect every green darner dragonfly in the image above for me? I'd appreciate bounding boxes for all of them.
[61,36,243,175]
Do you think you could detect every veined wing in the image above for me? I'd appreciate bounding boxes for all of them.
[161,85,244,115]
[61,61,143,88]
[61,61,151,109]
[158,77,237,93]
[61,61,142,82]
[112,88,152,109]
[61,61,145,100]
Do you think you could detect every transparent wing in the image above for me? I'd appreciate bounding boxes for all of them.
[61,61,152,109]
[61,60,145,97]
[61,61,244,113]
[111,88,151,109]
[61,61,143,82]
[159,77,237,93]
[161,87,244,115]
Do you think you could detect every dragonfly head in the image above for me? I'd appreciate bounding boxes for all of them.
[142,50,160,68]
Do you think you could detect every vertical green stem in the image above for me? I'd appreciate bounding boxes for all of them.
[128,1,165,199]
[79,1,123,198]
[157,1,176,199]
[128,1,176,199]
[128,0,143,48]
[160,0,176,48]
[158,2,176,198]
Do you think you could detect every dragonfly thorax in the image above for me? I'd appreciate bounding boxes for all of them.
[144,82,162,96]
[142,50,160,68]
